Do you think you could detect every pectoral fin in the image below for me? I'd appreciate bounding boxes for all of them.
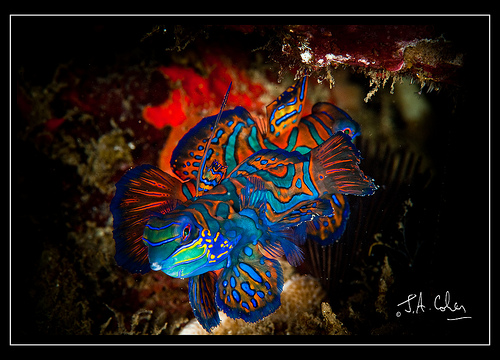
[215,243,283,323]
[188,271,221,332]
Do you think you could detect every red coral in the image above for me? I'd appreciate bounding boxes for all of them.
[158,65,211,107]
[144,54,265,132]
[142,89,188,128]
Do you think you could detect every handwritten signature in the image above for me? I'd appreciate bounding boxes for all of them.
[396,291,472,321]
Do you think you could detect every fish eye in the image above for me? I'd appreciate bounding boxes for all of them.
[343,128,351,136]
[181,224,191,244]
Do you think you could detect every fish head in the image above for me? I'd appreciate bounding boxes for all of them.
[143,210,222,278]
[334,119,361,139]
[319,103,361,139]
[331,109,361,139]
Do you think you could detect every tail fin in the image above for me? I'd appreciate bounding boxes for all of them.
[309,131,377,196]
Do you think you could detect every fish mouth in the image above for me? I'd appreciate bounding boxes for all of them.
[149,261,184,277]
[150,262,163,271]
[150,259,186,274]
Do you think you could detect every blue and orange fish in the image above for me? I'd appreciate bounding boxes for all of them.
[110,77,377,331]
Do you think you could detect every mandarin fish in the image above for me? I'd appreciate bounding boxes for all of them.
[170,77,362,245]
[110,81,377,332]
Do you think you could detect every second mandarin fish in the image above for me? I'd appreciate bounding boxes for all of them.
[171,77,362,245]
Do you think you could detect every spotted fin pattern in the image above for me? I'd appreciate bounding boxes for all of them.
[216,242,284,323]
[198,159,228,193]
[194,82,231,196]
[170,107,265,185]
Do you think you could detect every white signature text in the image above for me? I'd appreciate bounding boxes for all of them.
[396,291,472,321]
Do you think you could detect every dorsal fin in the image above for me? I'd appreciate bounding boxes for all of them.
[265,77,308,144]
[195,82,232,197]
